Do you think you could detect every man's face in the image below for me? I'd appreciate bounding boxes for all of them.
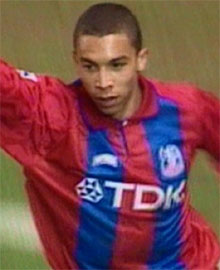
[74,33,147,120]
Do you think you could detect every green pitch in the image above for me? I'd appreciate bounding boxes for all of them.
[0,1,219,269]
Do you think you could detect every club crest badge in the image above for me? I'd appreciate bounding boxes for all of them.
[159,144,185,178]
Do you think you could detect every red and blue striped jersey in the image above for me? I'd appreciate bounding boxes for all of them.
[1,59,220,270]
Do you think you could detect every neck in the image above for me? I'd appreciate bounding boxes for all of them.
[114,80,142,120]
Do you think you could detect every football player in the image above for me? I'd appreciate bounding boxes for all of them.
[1,3,220,269]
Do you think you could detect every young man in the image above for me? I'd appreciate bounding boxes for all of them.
[0,3,219,270]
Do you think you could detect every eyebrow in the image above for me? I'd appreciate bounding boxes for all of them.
[80,56,129,65]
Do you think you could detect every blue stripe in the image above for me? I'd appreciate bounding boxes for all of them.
[75,130,123,270]
[142,97,187,270]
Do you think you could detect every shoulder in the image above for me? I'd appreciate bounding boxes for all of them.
[145,77,213,112]
[151,78,218,106]
[28,72,81,112]
[25,73,81,130]
[150,78,199,102]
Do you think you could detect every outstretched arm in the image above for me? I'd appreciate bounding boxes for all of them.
[0,59,69,166]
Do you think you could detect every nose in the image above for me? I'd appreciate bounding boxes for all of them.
[95,69,113,89]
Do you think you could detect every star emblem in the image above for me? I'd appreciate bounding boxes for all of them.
[76,178,104,203]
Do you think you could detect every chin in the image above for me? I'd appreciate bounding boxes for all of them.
[98,107,118,118]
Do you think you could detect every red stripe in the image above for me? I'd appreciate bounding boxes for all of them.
[70,126,89,270]
[25,122,88,269]
[109,124,159,269]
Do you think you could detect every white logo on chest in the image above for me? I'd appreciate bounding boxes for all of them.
[92,154,118,168]
[159,144,185,178]
[76,178,103,203]
[76,178,186,210]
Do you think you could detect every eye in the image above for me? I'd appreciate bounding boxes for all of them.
[82,64,97,72]
[111,62,127,70]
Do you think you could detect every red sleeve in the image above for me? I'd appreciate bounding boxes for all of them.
[0,59,70,166]
[197,89,220,172]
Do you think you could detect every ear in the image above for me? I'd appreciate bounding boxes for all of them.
[137,48,148,72]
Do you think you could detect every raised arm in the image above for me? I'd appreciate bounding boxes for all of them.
[0,59,70,166]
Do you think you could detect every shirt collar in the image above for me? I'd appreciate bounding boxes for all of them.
[71,76,159,130]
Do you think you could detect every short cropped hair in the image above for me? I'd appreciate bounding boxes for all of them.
[73,3,142,52]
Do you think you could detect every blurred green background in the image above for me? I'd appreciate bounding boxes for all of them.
[0,1,219,269]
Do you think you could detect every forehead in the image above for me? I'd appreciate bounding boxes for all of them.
[75,34,136,62]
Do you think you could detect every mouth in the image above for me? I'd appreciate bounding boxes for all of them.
[94,96,119,108]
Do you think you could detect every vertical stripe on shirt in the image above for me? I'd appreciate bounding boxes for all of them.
[109,123,157,270]
[75,129,123,270]
[142,97,187,270]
